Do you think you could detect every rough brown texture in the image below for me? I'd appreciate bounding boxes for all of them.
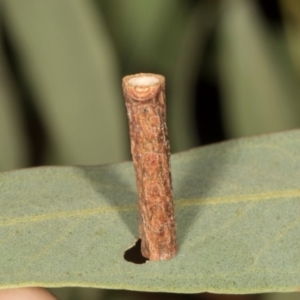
[122,73,177,260]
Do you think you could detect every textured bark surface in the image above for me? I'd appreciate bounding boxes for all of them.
[122,73,177,260]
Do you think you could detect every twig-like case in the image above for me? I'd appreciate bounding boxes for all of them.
[122,73,177,260]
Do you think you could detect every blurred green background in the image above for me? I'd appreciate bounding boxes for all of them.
[1,0,300,299]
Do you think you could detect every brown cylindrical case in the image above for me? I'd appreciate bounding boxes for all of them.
[122,73,177,260]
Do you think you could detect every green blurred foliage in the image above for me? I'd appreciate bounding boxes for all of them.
[1,0,129,170]
[218,0,300,138]
[1,0,300,170]
[1,0,300,299]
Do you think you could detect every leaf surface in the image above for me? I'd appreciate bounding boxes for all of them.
[1,130,300,294]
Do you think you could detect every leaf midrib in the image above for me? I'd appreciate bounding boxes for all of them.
[1,189,299,227]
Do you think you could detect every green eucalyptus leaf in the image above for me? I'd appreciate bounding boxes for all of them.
[0,20,29,171]
[1,129,300,293]
[3,0,128,165]
[217,0,300,138]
